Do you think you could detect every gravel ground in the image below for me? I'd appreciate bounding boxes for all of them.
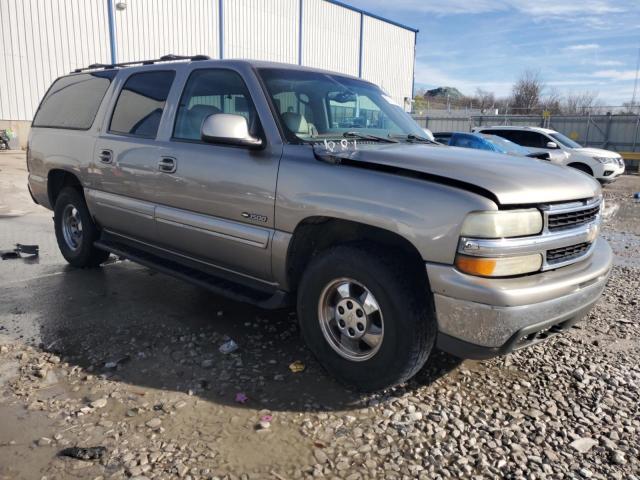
[0,152,639,479]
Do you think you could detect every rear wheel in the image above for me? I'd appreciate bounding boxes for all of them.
[297,245,436,391]
[54,187,110,268]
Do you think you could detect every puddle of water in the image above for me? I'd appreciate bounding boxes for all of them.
[0,404,60,480]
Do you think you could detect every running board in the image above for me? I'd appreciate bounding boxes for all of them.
[94,239,290,310]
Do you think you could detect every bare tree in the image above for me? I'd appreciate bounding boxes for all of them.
[510,70,545,114]
[474,88,496,113]
[540,87,562,114]
[562,91,600,115]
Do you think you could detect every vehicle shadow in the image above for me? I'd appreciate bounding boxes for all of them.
[14,261,462,413]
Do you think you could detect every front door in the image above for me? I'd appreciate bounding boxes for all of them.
[90,70,176,243]
[152,67,281,281]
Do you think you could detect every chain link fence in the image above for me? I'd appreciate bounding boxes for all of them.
[412,113,640,170]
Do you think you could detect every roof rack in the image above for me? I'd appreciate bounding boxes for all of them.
[72,54,211,73]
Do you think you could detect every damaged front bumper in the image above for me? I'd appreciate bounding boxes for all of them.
[427,238,612,359]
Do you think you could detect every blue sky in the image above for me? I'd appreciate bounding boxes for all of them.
[347,0,640,105]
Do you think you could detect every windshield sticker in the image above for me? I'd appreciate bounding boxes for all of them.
[322,139,357,153]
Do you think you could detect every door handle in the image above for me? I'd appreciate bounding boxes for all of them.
[158,157,177,173]
[98,149,113,164]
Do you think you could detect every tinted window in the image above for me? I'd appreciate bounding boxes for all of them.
[110,71,175,138]
[518,131,548,148]
[483,130,547,148]
[32,71,116,129]
[173,69,258,141]
[483,129,520,143]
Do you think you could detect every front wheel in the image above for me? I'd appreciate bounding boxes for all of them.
[297,245,436,391]
[54,187,110,268]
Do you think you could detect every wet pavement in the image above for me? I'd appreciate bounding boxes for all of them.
[1,151,639,479]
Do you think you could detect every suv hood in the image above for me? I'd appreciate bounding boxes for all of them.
[317,143,600,205]
[574,147,620,159]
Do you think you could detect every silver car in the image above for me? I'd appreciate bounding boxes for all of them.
[27,57,612,390]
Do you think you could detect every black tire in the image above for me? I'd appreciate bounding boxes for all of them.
[54,187,110,268]
[297,245,437,391]
[568,163,594,176]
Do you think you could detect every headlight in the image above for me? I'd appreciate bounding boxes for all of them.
[593,156,616,164]
[455,253,543,277]
[461,209,543,238]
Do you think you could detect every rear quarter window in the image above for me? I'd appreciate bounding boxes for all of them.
[32,71,117,130]
[109,70,175,138]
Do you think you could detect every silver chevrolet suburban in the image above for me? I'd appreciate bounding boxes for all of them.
[27,55,612,390]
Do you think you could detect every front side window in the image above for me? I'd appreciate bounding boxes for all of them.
[33,71,117,130]
[109,71,175,138]
[173,69,259,141]
[518,131,548,148]
[258,68,425,143]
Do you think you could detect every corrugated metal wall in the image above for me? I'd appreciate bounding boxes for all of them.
[302,0,360,77]
[361,15,415,107]
[0,0,111,122]
[115,0,219,62]
[223,0,299,63]
[0,0,416,122]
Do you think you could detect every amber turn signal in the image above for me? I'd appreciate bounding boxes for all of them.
[455,253,542,277]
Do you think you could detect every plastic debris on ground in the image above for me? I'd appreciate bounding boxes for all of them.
[256,414,272,431]
[1,243,39,260]
[288,360,305,373]
[104,356,130,369]
[58,446,106,461]
[219,339,238,354]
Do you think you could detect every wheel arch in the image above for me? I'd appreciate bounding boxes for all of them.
[284,216,427,293]
[567,162,594,176]
[47,169,83,208]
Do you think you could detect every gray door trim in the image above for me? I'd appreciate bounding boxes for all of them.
[86,188,155,219]
[155,205,270,249]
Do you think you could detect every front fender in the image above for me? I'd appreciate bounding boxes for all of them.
[275,146,497,265]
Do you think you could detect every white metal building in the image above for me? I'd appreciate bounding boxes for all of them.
[0,0,417,127]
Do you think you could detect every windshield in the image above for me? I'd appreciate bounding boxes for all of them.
[258,68,425,142]
[550,132,582,149]
[481,134,531,155]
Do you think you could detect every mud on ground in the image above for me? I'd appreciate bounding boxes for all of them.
[1,152,639,479]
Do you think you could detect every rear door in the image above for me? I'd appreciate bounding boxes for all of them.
[151,67,282,281]
[90,69,176,243]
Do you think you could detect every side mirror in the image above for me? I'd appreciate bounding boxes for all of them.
[201,113,263,149]
[546,141,558,149]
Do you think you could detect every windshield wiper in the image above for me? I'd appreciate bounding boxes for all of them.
[391,133,437,144]
[343,131,399,143]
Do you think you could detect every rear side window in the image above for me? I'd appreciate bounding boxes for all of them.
[483,130,518,143]
[485,130,547,148]
[109,71,175,138]
[32,71,116,129]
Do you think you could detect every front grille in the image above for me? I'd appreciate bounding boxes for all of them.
[546,242,590,264]
[547,205,599,231]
